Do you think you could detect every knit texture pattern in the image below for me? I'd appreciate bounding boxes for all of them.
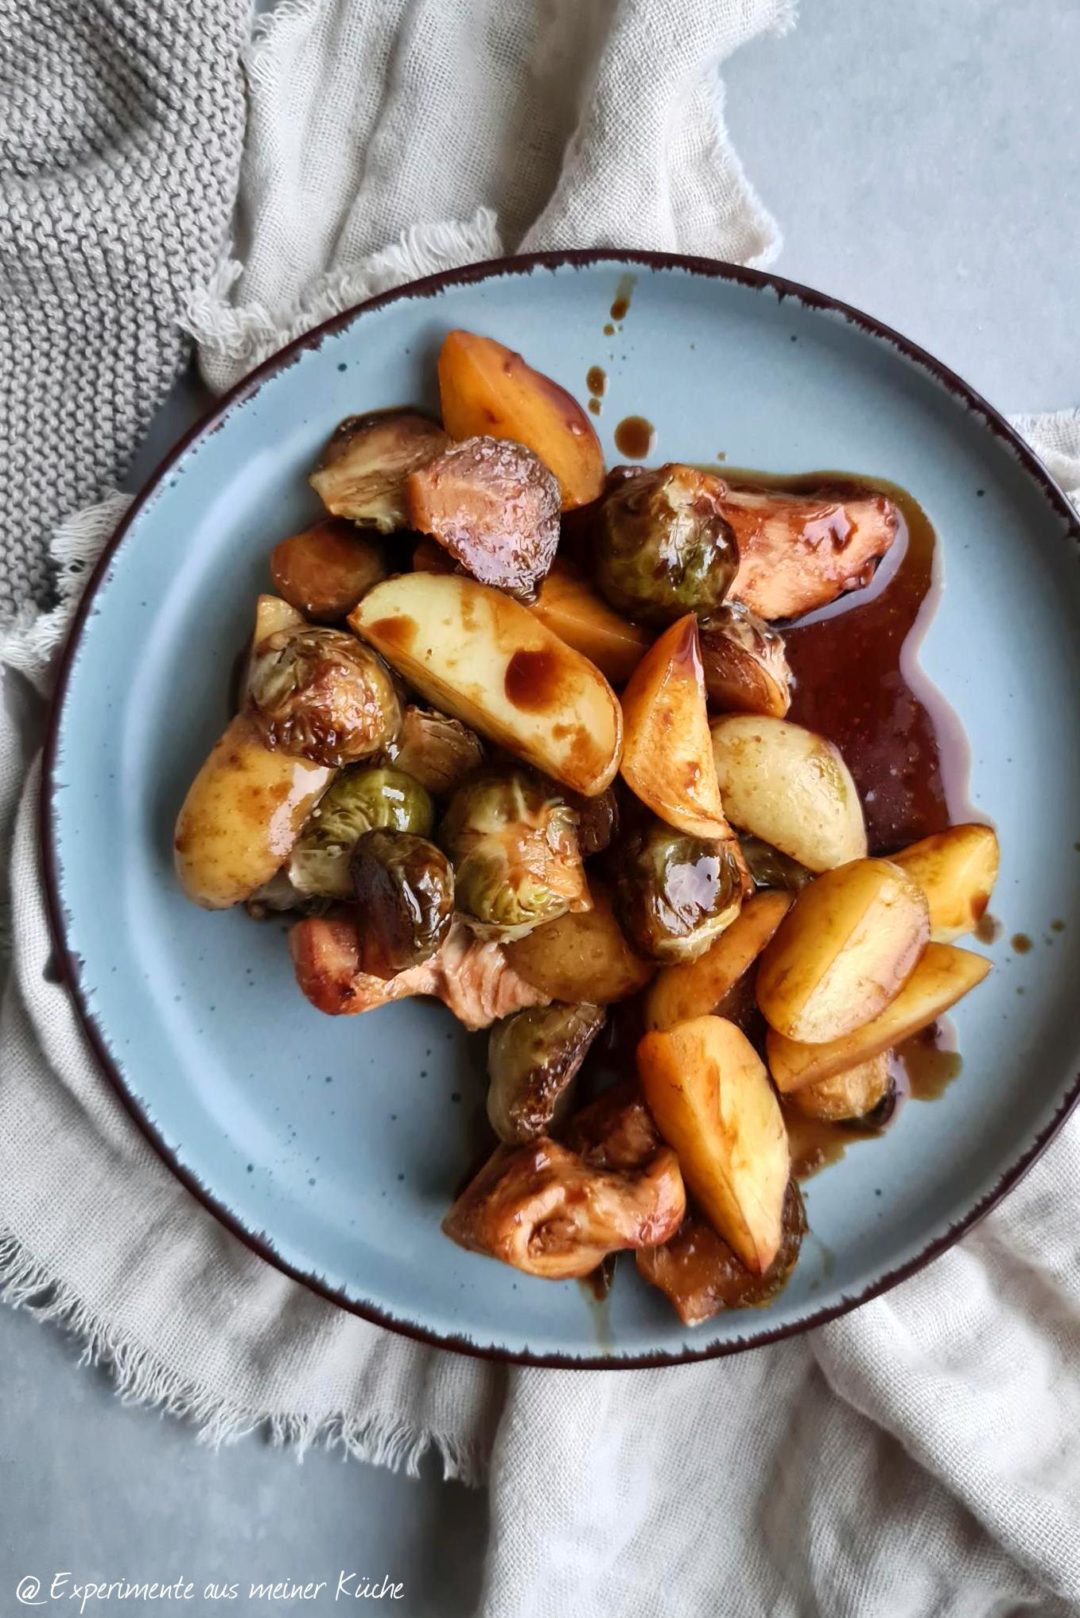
[0,0,249,624]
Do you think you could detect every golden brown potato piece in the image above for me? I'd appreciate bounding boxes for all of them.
[644,889,792,1031]
[529,561,649,685]
[437,330,605,511]
[270,519,384,621]
[636,1184,806,1326]
[442,1136,685,1279]
[757,859,930,1043]
[711,715,867,872]
[289,916,549,1028]
[638,1016,790,1274]
[505,882,654,1004]
[767,942,991,1092]
[889,824,1000,942]
[621,614,730,839]
[350,572,622,797]
[406,436,560,599]
[788,1054,891,1122]
[309,409,449,531]
[174,714,332,909]
[698,604,792,717]
[723,480,899,620]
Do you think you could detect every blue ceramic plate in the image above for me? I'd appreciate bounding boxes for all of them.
[45,253,1080,1365]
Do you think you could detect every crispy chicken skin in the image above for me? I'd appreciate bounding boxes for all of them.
[289,915,549,1029]
[442,1135,686,1279]
[723,482,899,621]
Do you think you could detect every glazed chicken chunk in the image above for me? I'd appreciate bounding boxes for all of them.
[289,915,550,1029]
[724,480,899,621]
[442,1134,686,1280]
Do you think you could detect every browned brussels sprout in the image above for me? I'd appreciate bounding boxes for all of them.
[698,602,792,717]
[406,435,560,599]
[309,409,450,532]
[613,819,746,962]
[594,463,738,624]
[440,768,590,939]
[350,829,454,978]
[384,704,485,795]
[486,1002,606,1145]
[636,1183,806,1325]
[739,834,814,894]
[289,766,435,899]
[247,625,401,767]
[566,785,619,858]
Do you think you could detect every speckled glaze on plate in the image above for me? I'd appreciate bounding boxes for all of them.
[44,253,1080,1365]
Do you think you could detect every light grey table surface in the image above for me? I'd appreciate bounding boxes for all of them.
[2,2,1078,1612]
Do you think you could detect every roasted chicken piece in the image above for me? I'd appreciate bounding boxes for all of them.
[636,1183,806,1326]
[564,1083,665,1173]
[442,1135,685,1279]
[406,435,560,599]
[723,481,898,621]
[289,915,549,1029]
[309,410,449,532]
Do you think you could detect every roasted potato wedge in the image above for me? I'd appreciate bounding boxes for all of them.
[757,859,930,1043]
[889,823,1000,942]
[644,889,792,1030]
[710,715,867,871]
[505,882,654,1004]
[529,561,648,685]
[349,572,622,796]
[621,614,730,838]
[788,1053,892,1122]
[767,942,991,1092]
[309,409,449,531]
[638,1015,789,1274]
[270,519,384,621]
[174,714,332,909]
[437,330,604,510]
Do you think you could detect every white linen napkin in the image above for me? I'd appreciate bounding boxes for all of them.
[3,3,1080,1614]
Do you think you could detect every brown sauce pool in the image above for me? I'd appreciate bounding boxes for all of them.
[737,470,978,850]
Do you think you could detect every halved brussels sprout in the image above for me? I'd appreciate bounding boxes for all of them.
[739,835,814,894]
[440,768,590,939]
[350,829,454,978]
[289,766,435,898]
[384,704,485,795]
[698,603,792,718]
[247,625,401,766]
[594,463,738,624]
[487,1002,606,1144]
[568,785,619,858]
[613,819,746,962]
[309,409,449,532]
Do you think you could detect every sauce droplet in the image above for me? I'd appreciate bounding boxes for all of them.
[895,1021,963,1101]
[609,275,635,323]
[975,911,1003,944]
[504,647,565,712]
[603,322,615,337]
[1051,918,1066,933]
[1012,932,1033,954]
[613,415,655,459]
[588,398,601,415]
[586,365,606,398]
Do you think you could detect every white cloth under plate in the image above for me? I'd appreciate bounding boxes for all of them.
[3,1,1080,1613]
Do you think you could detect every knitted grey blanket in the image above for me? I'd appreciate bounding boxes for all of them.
[0,0,248,623]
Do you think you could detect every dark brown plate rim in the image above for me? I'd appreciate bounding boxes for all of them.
[41,249,1080,1369]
